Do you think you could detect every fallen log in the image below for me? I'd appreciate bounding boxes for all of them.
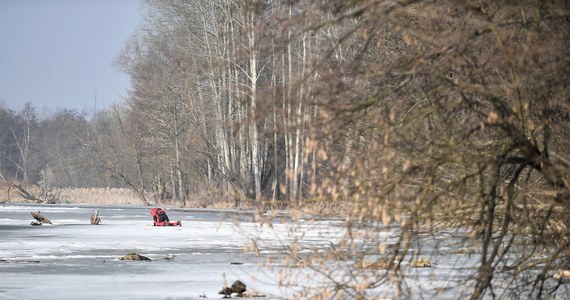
[90,210,101,225]
[0,173,41,202]
[164,254,176,261]
[0,258,40,264]
[119,252,151,261]
[31,211,52,225]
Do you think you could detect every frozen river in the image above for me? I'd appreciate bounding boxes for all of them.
[1,203,567,299]
[0,203,305,299]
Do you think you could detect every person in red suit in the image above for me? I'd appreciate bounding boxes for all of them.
[150,208,181,226]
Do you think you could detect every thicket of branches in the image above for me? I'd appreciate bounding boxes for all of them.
[274,1,568,299]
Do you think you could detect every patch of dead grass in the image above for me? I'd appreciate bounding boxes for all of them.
[410,257,432,268]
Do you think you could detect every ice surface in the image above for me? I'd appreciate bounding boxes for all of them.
[0,204,285,299]
[1,203,567,299]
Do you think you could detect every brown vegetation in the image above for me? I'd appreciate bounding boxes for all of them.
[1,0,568,298]
[356,259,392,270]
[410,258,432,268]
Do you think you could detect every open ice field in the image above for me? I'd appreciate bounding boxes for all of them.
[0,204,287,299]
[0,203,347,299]
[0,203,567,299]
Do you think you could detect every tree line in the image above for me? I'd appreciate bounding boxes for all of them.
[1,104,89,187]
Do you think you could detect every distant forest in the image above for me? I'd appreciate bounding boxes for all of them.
[0,105,104,187]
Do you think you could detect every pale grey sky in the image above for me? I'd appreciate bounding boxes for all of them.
[0,0,141,112]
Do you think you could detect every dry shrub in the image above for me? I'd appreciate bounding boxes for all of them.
[183,186,239,209]
[453,248,475,256]
[294,200,353,216]
[410,257,432,268]
[356,259,392,270]
[183,197,236,209]
[58,188,142,205]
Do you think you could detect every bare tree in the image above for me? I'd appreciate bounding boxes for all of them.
[79,106,151,206]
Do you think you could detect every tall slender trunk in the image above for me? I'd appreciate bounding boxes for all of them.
[292,33,308,201]
[285,4,293,201]
[271,28,279,203]
[174,132,185,205]
[247,8,261,204]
